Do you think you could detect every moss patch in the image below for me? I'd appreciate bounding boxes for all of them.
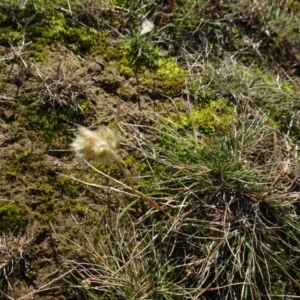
[169,98,236,134]
[0,202,29,233]
[142,58,187,96]
[0,2,108,59]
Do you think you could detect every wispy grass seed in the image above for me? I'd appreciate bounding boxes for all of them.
[70,126,121,161]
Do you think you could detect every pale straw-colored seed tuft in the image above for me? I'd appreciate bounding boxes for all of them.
[70,126,121,161]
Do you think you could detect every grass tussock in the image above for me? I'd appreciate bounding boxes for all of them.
[63,101,300,299]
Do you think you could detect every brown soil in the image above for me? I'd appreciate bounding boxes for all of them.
[0,41,164,299]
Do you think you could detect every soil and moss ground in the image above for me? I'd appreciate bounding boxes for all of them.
[1,0,300,299]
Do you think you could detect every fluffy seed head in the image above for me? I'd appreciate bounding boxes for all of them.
[71,126,121,161]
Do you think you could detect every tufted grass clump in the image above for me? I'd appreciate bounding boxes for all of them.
[0,224,36,297]
[62,100,300,299]
[132,106,300,298]
[135,107,300,299]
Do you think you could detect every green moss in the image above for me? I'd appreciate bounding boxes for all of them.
[5,169,17,180]
[156,58,187,80]
[24,12,65,59]
[18,102,85,148]
[0,3,107,59]
[3,148,59,224]
[104,34,186,95]
[122,155,136,169]
[141,58,187,96]
[64,27,102,54]
[102,45,121,61]
[74,206,86,218]
[107,0,138,7]
[29,43,49,60]
[0,203,29,233]
[28,269,38,281]
[29,183,55,222]
[61,198,76,215]
[55,177,92,216]
[170,99,235,134]
[28,21,62,44]
[55,177,82,198]
[34,211,55,222]
[118,57,134,77]
[78,100,92,114]
[29,183,53,195]
[0,27,24,43]
[7,150,40,175]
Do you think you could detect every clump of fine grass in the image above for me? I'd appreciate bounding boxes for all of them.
[35,60,93,112]
[130,105,300,299]
[0,226,36,298]
[61,209,190,300]
[63,100,300,299]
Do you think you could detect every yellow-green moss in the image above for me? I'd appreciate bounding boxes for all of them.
[56,177,82,198]
[3,146,61,224]
[0,203,29,233]
[118,57,134,77]
[121,154,136,169]
[104,33,187,96]
[156,58,187,81]
[5,169,17,180]
[6,150,47,177]
[142,58,187,96]
[64,27,102,54]
[0,28,24,43]
[55,177,93,217]
[170,99,236,134]
[18,102,87,148]
[0,4,107,59]
[103,45,121,61]
[28,183,56,222]
[107,0,140,8]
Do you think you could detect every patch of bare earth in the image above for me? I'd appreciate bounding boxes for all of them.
[0,42,171,299]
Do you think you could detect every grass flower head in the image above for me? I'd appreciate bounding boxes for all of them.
[71,126,121,161]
